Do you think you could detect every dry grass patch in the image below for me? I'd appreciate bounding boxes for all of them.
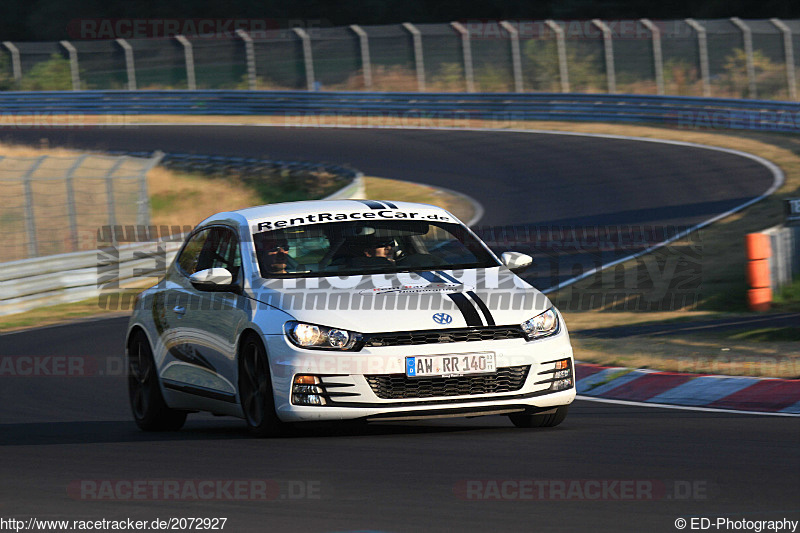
[364,176,476,223]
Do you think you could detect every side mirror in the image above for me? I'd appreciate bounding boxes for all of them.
[189,268,237,292]
[501,252,533,273]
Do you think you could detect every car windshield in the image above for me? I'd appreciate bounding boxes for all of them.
[252,220,499,278]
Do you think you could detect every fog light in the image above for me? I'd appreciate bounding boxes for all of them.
[292,394,325,406]
[292,375,327,406]
[550,359,573,391]
[553,379,572,391]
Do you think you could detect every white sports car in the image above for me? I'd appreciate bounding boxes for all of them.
[126,200,575,436]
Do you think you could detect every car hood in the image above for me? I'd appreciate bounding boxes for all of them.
[249,267,552,333]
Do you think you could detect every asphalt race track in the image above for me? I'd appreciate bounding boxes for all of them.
[1,126,797,532]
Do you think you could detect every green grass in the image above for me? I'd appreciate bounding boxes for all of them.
[774,276,800,311]
[727,327,800,342]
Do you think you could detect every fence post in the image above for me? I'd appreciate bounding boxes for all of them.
[174,35,196,90]
[137,151,163,227]
[105,157,127,232]
[770,18,797,101]
[545,20,569,93]
[685,19,711,97]
[451,22,475,93]
[65,155,88,252]
[236,29,257,90]
[2,41,21,81]
[350,25,372,90]
[730,17,757,99]
[293,28,315,91]
[591,20,616,94]
[640,19,665,95]
[500,21,523,93]
[59,40,81,91]
[403,23,426,92]
[115,39,136,91]
[23,157,46,258]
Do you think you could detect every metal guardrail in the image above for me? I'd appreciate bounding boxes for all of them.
[0,239,184,317]
[1,91,799,132]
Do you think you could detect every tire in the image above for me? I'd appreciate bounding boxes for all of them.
[509,405,569,428]
[238,334,289,437]
[128,331,187,431]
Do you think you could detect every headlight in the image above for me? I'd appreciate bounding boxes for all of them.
[284,321,362,350]
[521,308,559,340]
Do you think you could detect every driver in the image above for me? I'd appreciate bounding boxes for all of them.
[349,237,395,268]
[257,235,290,275]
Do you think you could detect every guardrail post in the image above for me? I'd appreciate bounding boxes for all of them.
[685,19,711,97]
[2,41,21,82]
[350,25,372,90]
[22,157,46,258]
[640,19,665,95]
[105,157,127,233]
[451,22,475,93]
[115,39,136,91]
[500,21,523,93]
[175,35,196,90]
[293,28,315,91]
[730,17,757,99]
[592,20,616,94]
[236,29,257,90]
[770,18,797,101]
[65,155,88,252]
[59,40,80,91]
[137,151,163,226]
[545,20,569,93]
[403,23,426,92]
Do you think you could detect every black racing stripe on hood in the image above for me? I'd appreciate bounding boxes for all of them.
[354,199,387,210]
[435,270,461,284]
[447,292,483,327]
[467,291,496,326]
[419,271,446,283]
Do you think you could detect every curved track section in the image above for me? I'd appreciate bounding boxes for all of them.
[2,125,776,288]
[0,126,795,533]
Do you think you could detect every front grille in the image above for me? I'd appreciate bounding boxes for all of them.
[366,365,530,399]
[362,326,525,348]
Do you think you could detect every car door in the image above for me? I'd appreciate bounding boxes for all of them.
[161,225,249,401]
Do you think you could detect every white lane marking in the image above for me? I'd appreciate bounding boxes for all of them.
[576,395,800,417]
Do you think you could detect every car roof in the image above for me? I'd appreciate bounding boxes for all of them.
[199,199,458,230]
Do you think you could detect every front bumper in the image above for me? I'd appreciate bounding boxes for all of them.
[263,329,576,423]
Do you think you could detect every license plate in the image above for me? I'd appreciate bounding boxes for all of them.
[405,353,496,378]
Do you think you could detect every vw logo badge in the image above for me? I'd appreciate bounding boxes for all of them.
[432,313,453,325]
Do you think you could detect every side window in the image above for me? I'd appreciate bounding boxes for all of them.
[176,229,211,275]
[195,227,242,281]
[176,227,241,280]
